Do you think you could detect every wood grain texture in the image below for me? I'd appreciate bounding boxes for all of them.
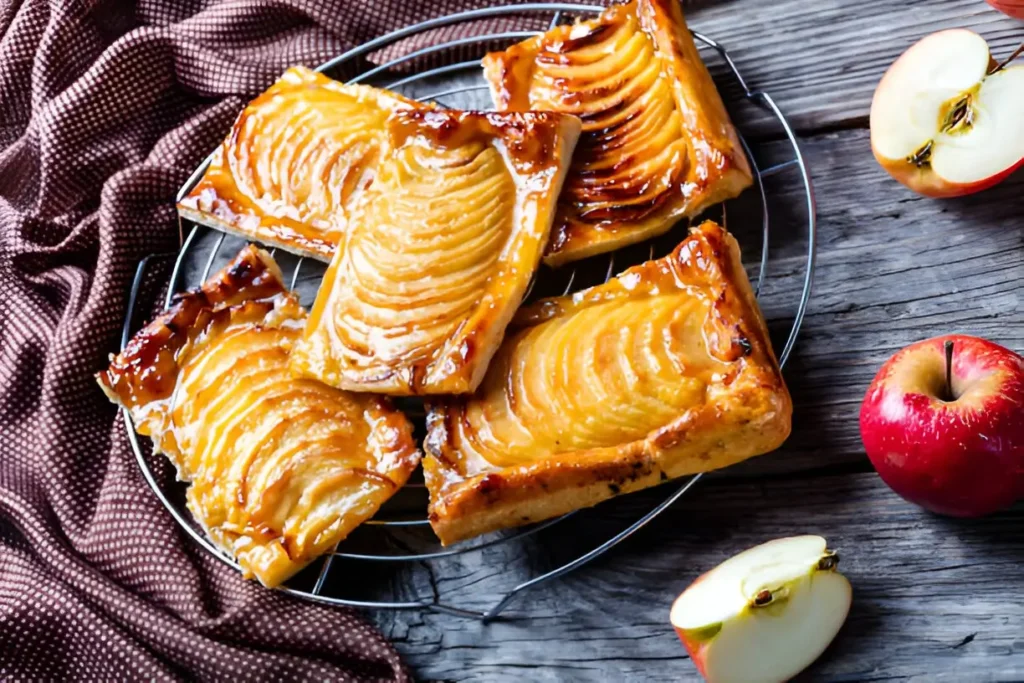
[372,474,1024,681]
[687,0,1024,136]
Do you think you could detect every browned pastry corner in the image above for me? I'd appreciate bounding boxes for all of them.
[98,245,420,587]
[424,221,791,545]
[177,66,428,261]
[483,0,753,267]
[289,109,582,396]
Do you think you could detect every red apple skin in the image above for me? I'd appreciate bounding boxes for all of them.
[860,335,1024,517]
[673,570,713,677]
[986,0,1024,19]
[872,152,1024,199]
[674,628,710,679]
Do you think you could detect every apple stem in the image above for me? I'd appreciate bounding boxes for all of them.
[991,43,1024,75]
[944,339,954,402]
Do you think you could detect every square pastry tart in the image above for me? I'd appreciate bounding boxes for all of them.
[483,0,753,266]
[177,66,426,261]
[289,109,582,396]
[97,245,420,586]
[424,221,791,545]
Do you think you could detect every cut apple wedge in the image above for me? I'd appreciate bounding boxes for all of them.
[670,536,852,683]
[870,29,1024,197]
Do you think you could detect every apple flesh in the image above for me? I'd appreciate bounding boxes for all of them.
[870,29,1024,197]
[670,536,852,683]
[860,335,1024,517]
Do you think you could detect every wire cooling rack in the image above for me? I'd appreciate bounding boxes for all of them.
[120,3,816,621]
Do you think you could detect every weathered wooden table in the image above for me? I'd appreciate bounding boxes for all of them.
[369,2,1024,680]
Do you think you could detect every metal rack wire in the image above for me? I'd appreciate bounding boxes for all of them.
[121,3,817,621]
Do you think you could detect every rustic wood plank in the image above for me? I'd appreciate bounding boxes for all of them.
[687,0,1023,137]
[371,473,1024,681]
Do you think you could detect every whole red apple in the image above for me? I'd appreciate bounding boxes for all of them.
[859,335,1024,517]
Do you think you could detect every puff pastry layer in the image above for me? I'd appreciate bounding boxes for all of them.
[290,109,582,396]
[424,221,791,544]
[98,246,419,586]
[483,0,753,266]
[177,67,424,260]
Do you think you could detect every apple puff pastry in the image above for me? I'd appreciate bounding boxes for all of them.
[483,0,753,266]
[177,66,425,261]
[290,109,582,396]
[424,221,791,545]
[97,246,419,586]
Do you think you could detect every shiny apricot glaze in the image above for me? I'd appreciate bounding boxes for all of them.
[177,67,426,260]
[97,246,419,587]
[483,0,753,267]
[290,110,582,396]
[425,222,792,545]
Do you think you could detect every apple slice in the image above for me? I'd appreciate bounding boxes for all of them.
[870,29,1024,197]
[670,536,852,683]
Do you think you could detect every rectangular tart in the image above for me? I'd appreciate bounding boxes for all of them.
[483,0,753,266]
[424,221,791,545]
[97,246,420,586]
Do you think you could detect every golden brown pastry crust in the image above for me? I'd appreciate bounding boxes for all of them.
[176,67,426,261]
[98,246,419,586]
[424,221,790,545]
[483,0,753,267]
[289,109,582,396]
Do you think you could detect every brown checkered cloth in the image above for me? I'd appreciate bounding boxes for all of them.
[0,0,588,679]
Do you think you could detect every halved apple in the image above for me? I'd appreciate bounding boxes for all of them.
[670,535,852,683]
[870,29,1024,197]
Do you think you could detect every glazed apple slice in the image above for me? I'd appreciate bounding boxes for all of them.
[870,29,1024,197]
[670,535,852,683]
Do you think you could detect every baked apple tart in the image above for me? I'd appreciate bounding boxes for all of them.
[424,221,791,545]
[177,66,425,261]
[290,109,582,396]
[483,0,753,267]
[98,245,419,586]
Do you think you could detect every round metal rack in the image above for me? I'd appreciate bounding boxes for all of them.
[121,3,816,622]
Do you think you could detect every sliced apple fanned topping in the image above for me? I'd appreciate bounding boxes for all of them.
[177,67,428,260]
